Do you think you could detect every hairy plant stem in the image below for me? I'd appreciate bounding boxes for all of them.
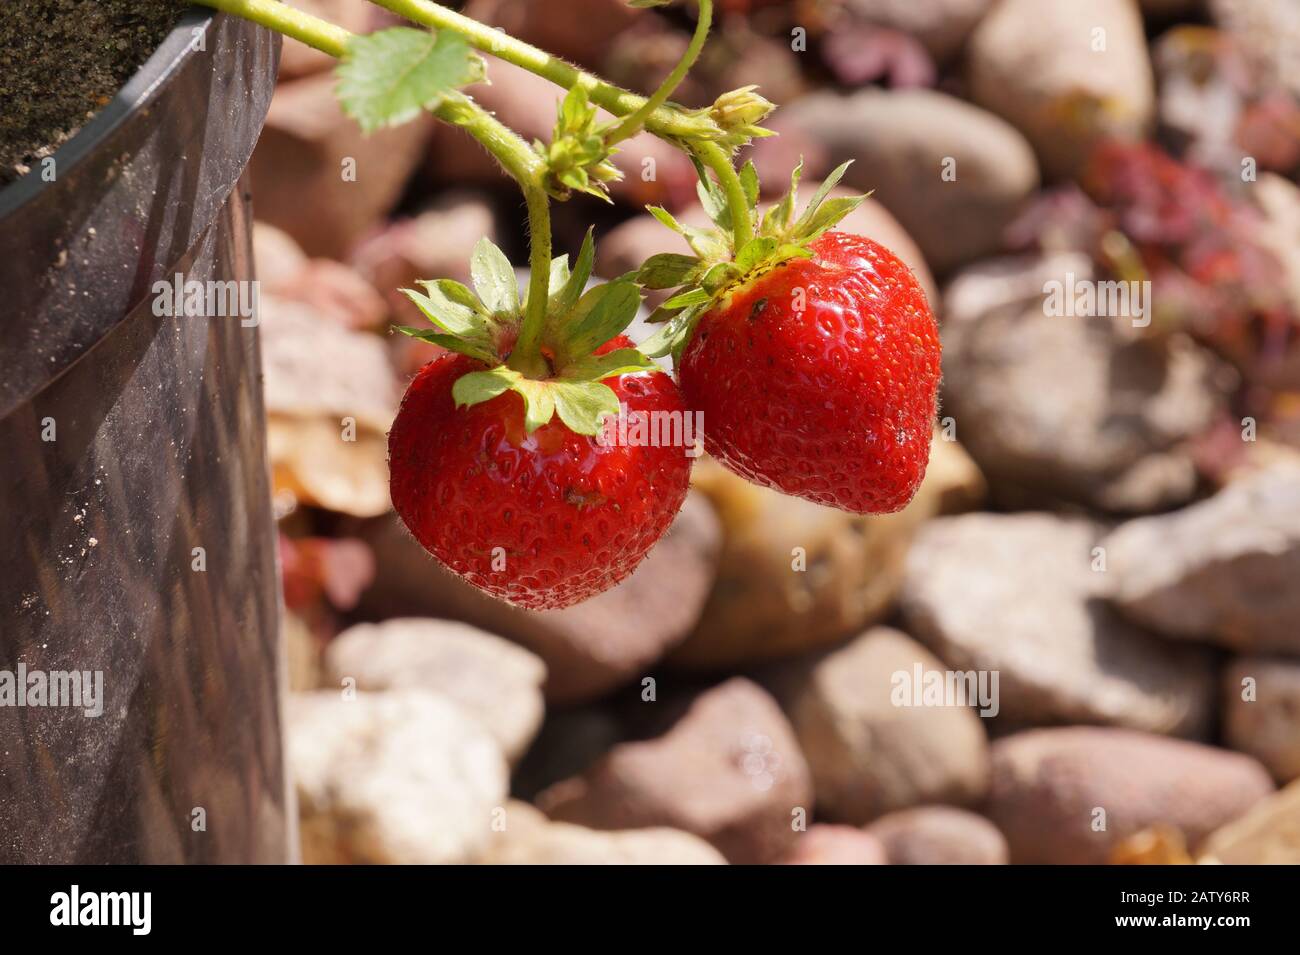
[197,0,351,56]
[432,97,552,378]
[367,0,719,142]
[606,0,712,146]
[193,0,553,376]
[694,141,754,249]
[380,0,755,254]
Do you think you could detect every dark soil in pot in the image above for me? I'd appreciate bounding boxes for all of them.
[0,0,183,185]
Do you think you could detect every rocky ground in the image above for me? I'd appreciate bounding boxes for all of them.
[261,0,1300,864]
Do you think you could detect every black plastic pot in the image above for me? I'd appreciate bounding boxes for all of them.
[0,10,289,862]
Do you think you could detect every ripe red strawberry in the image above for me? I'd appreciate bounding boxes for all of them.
[677,230,940,513]
[388,336,692,609]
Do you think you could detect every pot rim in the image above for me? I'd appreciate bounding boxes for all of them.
[0,6,215,218]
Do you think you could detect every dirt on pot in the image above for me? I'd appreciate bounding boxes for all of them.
[0,0,183,186]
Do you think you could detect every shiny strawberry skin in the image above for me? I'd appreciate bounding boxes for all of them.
[678,231,941,514]
[388,338,692,609]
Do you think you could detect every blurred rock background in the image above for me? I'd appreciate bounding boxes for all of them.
[255,0,1300,864]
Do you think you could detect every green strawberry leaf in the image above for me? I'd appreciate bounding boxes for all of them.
[549,380,620,435]
[337,28,484,133]
[637,253,703,290]
[470,237,520,317]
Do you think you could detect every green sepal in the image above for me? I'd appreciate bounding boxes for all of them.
[418,277,480,311]
[452,366,554,433]
[548,279,642,368]
[662,287,711,310]
[470,237,520,317]
[538,85,622,202]
[763,159,803,234]
[546,255,571,297]
[561,347,658,381]
[551,228,595,316]
[639,302,707,361]
[739,160,760,208]
[734,236,777,274]
[401,282,484,337]
[451,349,653,436]
[694,155,731,231]
[452,365,516,407]
[637,253,703,289]
[397,325,498,364]
[549,380,620,435]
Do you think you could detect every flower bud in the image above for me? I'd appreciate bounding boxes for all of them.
[709,86,775,137]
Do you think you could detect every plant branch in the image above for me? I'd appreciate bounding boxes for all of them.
[194,0,553,375]
[367,0,719,143]
[606,0,712,146]
[196,0,351,57]
[695,140,753,249]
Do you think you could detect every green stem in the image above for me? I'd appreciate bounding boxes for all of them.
[194,0,553,375]
[368,0,718,142]
[695,140,753,249]
[606,0,712,146]
[195,0,350,56]
[432,95,551,377]
[513,187,554,376]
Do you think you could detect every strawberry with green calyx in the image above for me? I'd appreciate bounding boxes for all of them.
[389,233,694,608]
[643,160,942,515]
[395,230,660,435]
[638,159,869,361]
